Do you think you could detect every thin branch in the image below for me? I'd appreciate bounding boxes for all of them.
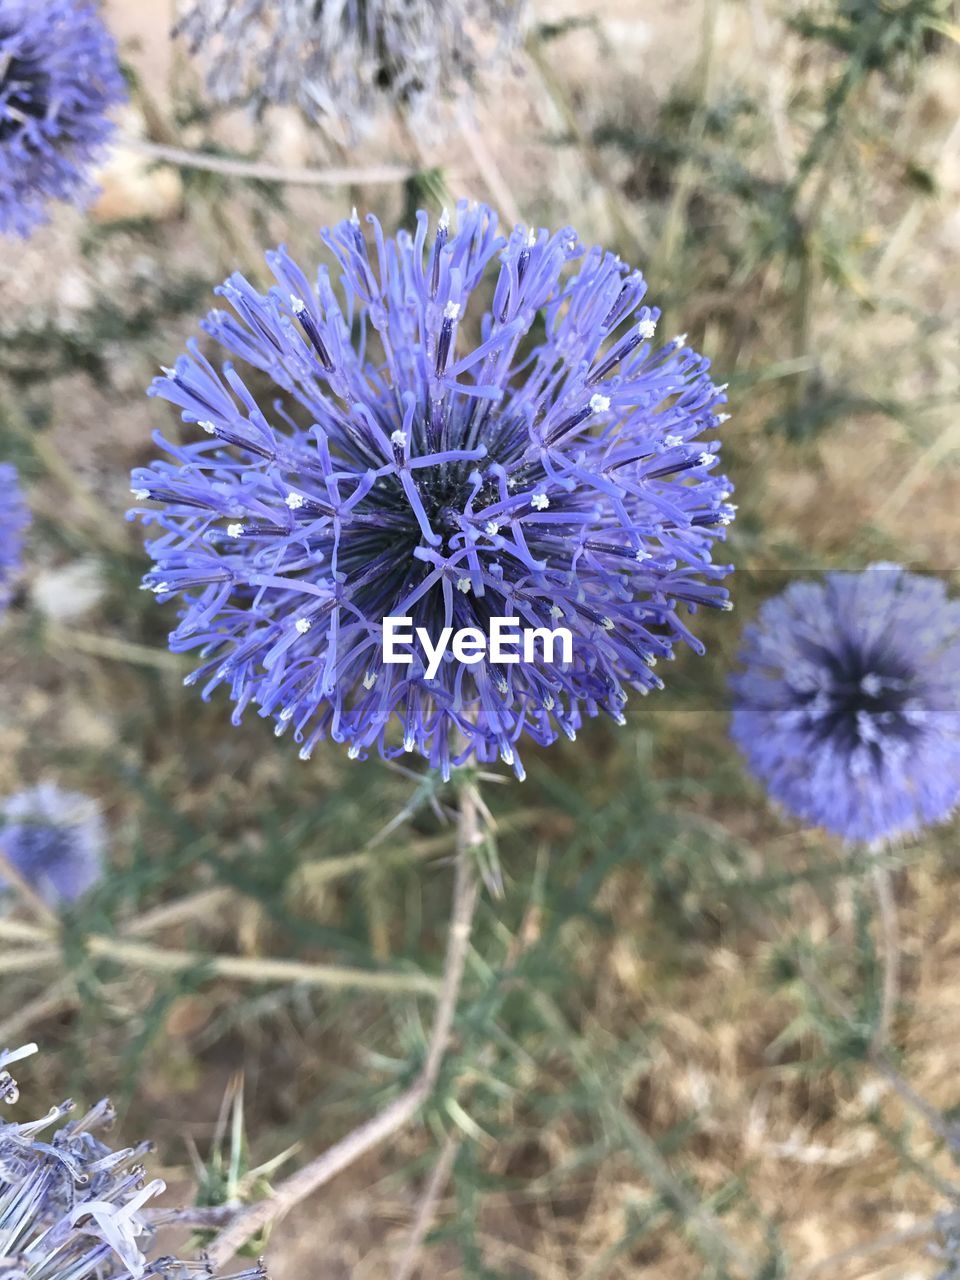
[392,1131,461,1280]
[123,138,418,188]
[203,780,482,1271]
[84,936,439,998]
[870,863,900,1053]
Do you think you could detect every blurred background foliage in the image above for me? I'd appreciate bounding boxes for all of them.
[1,0,960,1275]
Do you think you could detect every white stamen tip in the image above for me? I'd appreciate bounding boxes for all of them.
[362,671,377,689]
[403,735,415,753]
[286,492,305,509]
[601,616,615,630]
[635,549,651,562]
[637,318,657,339]
[672,333,688,348]
[279,707,294,722]
[549,605,564,620]
[390,429,407,446]
[290,295,306,314]
[226,523,244,538]
[531,493,550,510]
[716,412,731,424]
[500,746,515,766]
[456,577,472,593]
[153,583,169,594]
[484,521,500,536]
[699,452,713,466]
[590,393,611,413]
[350,206,360,225]
[439,206,450,230]
[198,420,216,435]
[347,745,360,759]
[131,488,150,500]
[664,434,683,448]
[295,617,311,634]
[443,300,461,321]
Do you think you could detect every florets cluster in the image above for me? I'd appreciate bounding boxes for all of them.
[731,566,960,845]
[1,783,105,905]
[175,0,524,136]
[0,1043,266,1280]
[0,462,28,615]
[133,203,734,778]
[0,0,126,237]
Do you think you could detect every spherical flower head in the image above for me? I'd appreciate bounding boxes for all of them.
[132,203,734,779]
[0,0,127,237]
[1,782,105,904]
[0,462,28,614]
[175,0,525,137]
[0,1042,268,1280]
[730,566,960,846]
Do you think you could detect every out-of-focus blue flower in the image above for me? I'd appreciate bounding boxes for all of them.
[132,202,734,779]
[0,783,105,904]
[0,462,28,614]
[0,1042,267,1280]
[0,0,126,237]
[731,566,960,845]
[175,0,525,136]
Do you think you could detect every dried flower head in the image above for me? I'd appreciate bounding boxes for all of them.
[0,462,28,616]
[175,0,524,136]
[0,1042,267,1280]
[0,0,126,237]
[731,567,960,845]
[133,203,733,779]
[1,783,105,905]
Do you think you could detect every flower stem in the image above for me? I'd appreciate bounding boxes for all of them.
[204,778,482,1271]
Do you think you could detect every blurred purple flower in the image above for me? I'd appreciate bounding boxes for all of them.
[1,783,105,905]
[0,462,28,615]
[132,202,734,779]
[175,0,525,136]
[731,566,960,845]
[0,0,126,237]
[0,1042,267,1280]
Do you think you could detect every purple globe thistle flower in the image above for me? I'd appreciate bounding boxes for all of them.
[0,1042,267,1280]
[730,566,960,846]
[132,203,734,779]
[0,783,105,905]
[0,462,28,615]
[0,0,126,238]
[175,0,524,136]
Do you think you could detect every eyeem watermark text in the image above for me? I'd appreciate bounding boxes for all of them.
[383,616,573,680]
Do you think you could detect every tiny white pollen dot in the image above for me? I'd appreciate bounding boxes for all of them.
[699,452,713,466]
[161,365,176,377]
[531,493,550,510]
[403,735,415,752]
[390,429,407,446]
[456,577,472,593]
[526,227,537,247]
[298,746,313,761]
[714,382,729,394]
[280,707,294,721]
[227,523,244,538]
[500,745,515,766]
[716,412,731,423]
[543,694,555,710]
[672,333,688,348]
[347,745,360,759]
[350,205,360,225]
[198,420,216,435]
[153,582,169,594]
[635,549,651,562]
[290,295,306,314]
[549,605,564,620]
[484,521,500,536]
[637,318,657,339]
[601,617,614,630]
[131,488,149,500]
[362,671,377,689]
[286,492,305,509]
[295,617,311,634]
[664,434,683,448]
[443,300,461,321]
[590,393,611,413]
[439,206,450,230]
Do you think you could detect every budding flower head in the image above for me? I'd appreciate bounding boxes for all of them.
[134,202,733,780]
[730,567,960,845]
[0,462,28,615]
[0,1044,267,1280]
[1,782,105,905]
[176,0,526,138]
[0,0,126,237]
